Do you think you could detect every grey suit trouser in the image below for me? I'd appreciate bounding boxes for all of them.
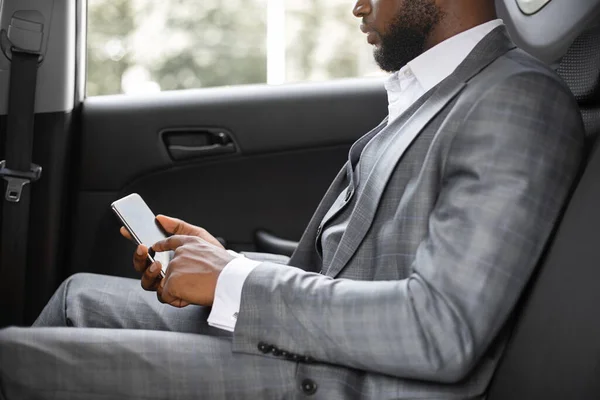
[0,273,297,400]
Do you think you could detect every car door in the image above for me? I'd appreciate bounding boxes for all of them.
[0,0,388,324]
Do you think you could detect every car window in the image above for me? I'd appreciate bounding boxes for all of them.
[87,0,384,96]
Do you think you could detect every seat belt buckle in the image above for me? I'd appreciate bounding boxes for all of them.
[0,14,45,63]
[0,161,42,203]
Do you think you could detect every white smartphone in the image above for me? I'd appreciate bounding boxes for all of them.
[111,193,171,277]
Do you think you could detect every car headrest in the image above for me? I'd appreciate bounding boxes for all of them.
[496,0,600,64]
[497,0,600,138]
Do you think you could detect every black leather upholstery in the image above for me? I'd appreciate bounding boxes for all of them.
[487,26,600,400]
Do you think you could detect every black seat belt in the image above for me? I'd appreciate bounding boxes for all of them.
[0,27,43,326]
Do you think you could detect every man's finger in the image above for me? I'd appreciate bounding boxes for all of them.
[156,215,224,248]
[152,235,196,252]
[156,283,166,304]
[120,226,133,241]
[160,278,190,308]
[158,280,178,304]
[141,261,162,291]
[133,245,150,273]
[156,215,201,236]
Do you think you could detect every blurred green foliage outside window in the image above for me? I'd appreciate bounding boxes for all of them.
[87,0,382,96]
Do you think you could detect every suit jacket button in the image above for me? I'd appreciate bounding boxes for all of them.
[301,379,318,395]
[257,342,272,354]
[271,347,283,356]
[280,351,289,358]
[302,356,316,363]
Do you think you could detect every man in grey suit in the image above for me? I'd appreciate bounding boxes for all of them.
[0,0,585,399]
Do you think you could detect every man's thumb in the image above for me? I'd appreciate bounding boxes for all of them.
[156,215,200,236]
[156,215,224,248]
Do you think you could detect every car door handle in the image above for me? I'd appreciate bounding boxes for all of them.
[254,230,299,257]
[167,142,236,160]
[162,128,237,161]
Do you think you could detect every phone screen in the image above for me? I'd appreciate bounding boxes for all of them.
[111,193,171,275]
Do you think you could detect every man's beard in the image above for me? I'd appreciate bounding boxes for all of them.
[374,0,444,72]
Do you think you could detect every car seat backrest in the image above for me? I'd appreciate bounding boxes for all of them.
[486,8,600,400]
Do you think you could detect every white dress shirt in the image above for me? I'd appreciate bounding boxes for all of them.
[207,19,505,332]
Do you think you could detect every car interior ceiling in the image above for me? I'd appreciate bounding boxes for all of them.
[0,0,599,397]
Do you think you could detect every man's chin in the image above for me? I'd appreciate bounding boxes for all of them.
[373,42,426,73]
[373,50,400,73]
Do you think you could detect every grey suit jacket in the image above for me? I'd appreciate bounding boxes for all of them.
[233,27,585,399]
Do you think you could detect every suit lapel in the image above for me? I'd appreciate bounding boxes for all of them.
[318,101,426,238]
[325,26,517,278]
[289,118,391,270]
[319,120,388,230]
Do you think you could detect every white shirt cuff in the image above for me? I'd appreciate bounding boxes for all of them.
[207,253,261,332]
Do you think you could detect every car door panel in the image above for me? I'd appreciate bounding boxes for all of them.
[80,80,386,190]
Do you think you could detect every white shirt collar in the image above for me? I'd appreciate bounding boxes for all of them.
[385,19,504,95]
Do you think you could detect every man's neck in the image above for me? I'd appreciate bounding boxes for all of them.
[424,6,498,51]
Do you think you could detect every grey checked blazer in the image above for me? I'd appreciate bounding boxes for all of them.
[233,26,585,399]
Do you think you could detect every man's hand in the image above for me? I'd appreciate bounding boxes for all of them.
[120,215,228,303]
[152,235,235,307]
